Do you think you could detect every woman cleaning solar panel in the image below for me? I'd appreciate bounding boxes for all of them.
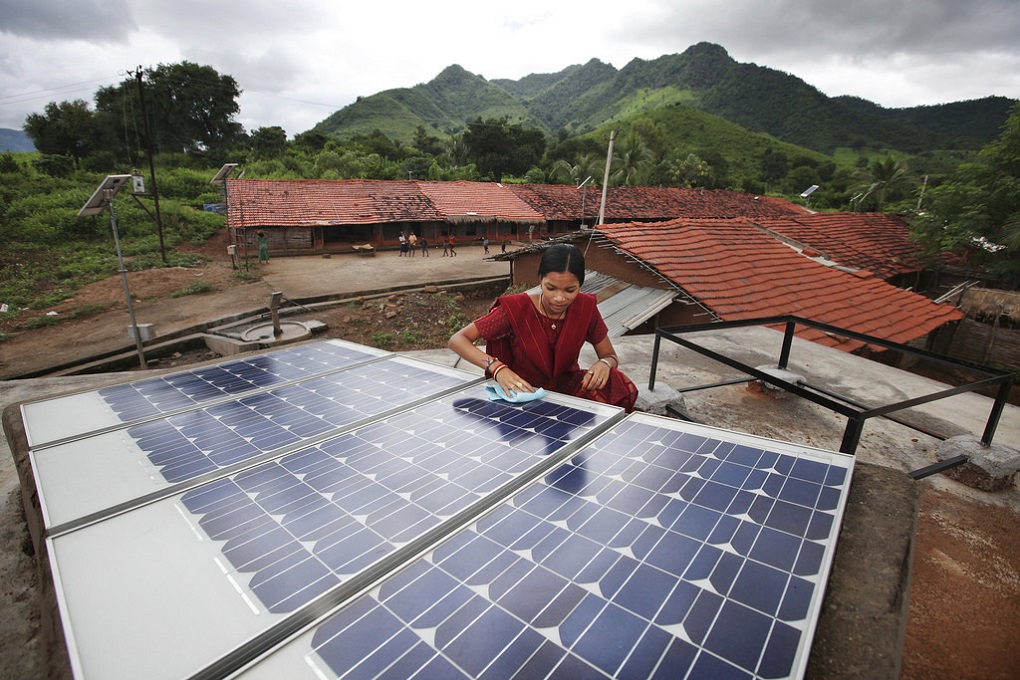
[449,243,638,412]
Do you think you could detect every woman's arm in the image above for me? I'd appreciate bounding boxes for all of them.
[448,322,535,394]
[448,322,493,371]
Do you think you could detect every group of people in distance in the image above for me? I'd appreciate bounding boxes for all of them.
[398,231,465,257]
[397,231,429,257]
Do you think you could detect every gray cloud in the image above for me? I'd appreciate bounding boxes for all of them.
[0,0,136,42]
[0,0,1016,134]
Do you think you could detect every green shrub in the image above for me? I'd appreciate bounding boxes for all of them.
[400,328,423,344]
[171,282,213,297]
[370,331,394,347]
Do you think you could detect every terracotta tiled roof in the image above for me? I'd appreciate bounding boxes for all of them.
[227,178,806,228]
[415,181,544,222]
[753,213,925,279]
[507,184,594,222]
[226,179,442,227]
[597,219,962,351]
[603,187,805,220]
[508,184,806,221]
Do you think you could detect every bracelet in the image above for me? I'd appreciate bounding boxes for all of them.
[598,357,616,369]
[492,364,509,381]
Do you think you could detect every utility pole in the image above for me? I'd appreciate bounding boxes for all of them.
[133,66,168,264]
[596,130,615,226]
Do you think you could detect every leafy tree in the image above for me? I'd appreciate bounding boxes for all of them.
[250,126,288,159]
[912,102,1020,282]
[0,152,21,174]
[672,153,710,188]
[349,129,404,160]
[463,117,546,181]
[759,148,788,185]
[23,100,109,163]
[32,154,76,178]
[95,62,243,155]
[292,130,330,154]
[412,125,444,156]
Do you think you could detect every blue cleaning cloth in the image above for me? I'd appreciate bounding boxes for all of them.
[485,384,547,403]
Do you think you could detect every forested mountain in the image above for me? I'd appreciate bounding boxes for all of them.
[0,128,35,152]
[311,42,1013,156]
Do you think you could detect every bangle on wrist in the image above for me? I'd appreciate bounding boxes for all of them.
[598,357,616,369]
[492,364,508,381]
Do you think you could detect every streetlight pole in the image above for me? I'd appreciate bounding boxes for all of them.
[79,175,146,369]
[211,163,239,268]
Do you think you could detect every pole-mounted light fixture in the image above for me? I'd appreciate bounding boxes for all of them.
[78,175,147,369]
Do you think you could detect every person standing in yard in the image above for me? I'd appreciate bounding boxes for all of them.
[408,232,418,257]
[420,235,429,257]
[442,234,450,257]
[501,237,508,253]
[482,236,489,255]
[449,233,457,257]
[256,230,270,263]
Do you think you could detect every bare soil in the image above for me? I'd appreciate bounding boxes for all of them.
[1,231,1018,678]
[900,487,1020,679]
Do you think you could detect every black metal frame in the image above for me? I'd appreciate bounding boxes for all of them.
[649,316,1013,472]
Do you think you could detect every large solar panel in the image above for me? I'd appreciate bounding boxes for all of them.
[24,340,854,680]
[43,376,621,680]
[32,353,474,531]
[238,414,853,680]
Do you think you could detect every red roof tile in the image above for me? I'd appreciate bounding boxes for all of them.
[508,184,806,221]
[753,213,925,279]
[226,179,442,227]
[415,181,543,222]
[598,219,962,351]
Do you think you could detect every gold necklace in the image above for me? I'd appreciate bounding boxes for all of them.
[540,295,566,329]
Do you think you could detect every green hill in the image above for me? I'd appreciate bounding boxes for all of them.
[308,42,1012,159]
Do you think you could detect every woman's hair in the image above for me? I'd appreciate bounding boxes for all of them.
[538,243,585,286]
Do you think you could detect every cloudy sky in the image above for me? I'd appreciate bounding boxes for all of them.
[1,0,1018,137]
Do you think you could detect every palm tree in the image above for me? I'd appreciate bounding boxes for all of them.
[610,131,654,186]
[861,156,911,212]
[444,134,470,169]
[549,153,603,185]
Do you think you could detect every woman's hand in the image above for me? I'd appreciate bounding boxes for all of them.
[495,367,535,396]
[582,359,611,392]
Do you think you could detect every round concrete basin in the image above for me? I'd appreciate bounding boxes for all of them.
[239,321,312,343]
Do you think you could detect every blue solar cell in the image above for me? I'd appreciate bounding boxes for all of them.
[706,600,774,672]
[653,637,700,679]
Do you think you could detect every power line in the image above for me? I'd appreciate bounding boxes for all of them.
[0,75,123,106]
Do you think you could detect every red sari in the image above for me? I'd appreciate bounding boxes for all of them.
[474,292,638,412]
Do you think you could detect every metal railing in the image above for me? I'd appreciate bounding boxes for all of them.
[649,316,1014,478]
